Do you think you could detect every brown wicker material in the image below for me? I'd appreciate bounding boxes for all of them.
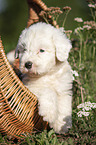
[27,0,47,27]
[0,38,48,138]
[0,0,58,138]
[27,0,58,28]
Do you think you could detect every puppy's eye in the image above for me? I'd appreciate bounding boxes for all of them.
[23,48,27,52]
[40,49,45,53]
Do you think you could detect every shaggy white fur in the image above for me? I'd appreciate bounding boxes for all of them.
[7,22,73,134]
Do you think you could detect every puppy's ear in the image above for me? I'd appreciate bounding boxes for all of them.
[53,29,72,62]
[15,46,19,59]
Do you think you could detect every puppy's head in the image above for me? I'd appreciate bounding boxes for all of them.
[16,22,72,76]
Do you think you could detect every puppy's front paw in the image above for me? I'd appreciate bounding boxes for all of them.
[38,102,57,123]
[38,90,58,123]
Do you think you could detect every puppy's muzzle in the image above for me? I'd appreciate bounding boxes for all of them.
[25,61,32,69]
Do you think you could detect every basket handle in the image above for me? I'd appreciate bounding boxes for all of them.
[27,0,58,28]
[27,0,48,27]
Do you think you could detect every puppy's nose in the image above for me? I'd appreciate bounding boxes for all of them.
[25,61,32,69]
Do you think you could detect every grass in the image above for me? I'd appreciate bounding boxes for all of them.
[0,1,96,145]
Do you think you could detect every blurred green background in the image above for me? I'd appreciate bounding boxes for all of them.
[0,0,91,53]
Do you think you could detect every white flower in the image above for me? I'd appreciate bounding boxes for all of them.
[77,103,84,109]
[83,25,91,30]
[77,110,90,117]
[92,103,96,108]
[77,111,83,117]
[77,101,94,109]
[71,70,79,76]
[74,17,83,22]
[74,27,83,34]
[88,4,95,8]
[85,101,93,108]
[71,70,79,80]
[83,107,92,111]
[82,111,90,117]
[77,102,96,117]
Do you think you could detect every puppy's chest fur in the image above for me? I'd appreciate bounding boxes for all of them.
[22,62,73,98]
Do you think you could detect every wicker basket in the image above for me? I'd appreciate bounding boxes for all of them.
[0,0,54,138]
[0,38,48,138]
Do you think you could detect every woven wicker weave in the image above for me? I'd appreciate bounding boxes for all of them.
[0,38,48,138]
[0,0,52,138]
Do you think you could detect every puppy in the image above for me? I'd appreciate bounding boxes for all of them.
[7,22,73,134]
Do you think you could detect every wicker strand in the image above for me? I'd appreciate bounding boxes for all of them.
[32,0,47,10]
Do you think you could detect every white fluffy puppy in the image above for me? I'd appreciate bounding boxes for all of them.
[7,22,73,134]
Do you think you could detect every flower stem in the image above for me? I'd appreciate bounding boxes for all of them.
[62,10,70,27]
[79,35,83,66]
